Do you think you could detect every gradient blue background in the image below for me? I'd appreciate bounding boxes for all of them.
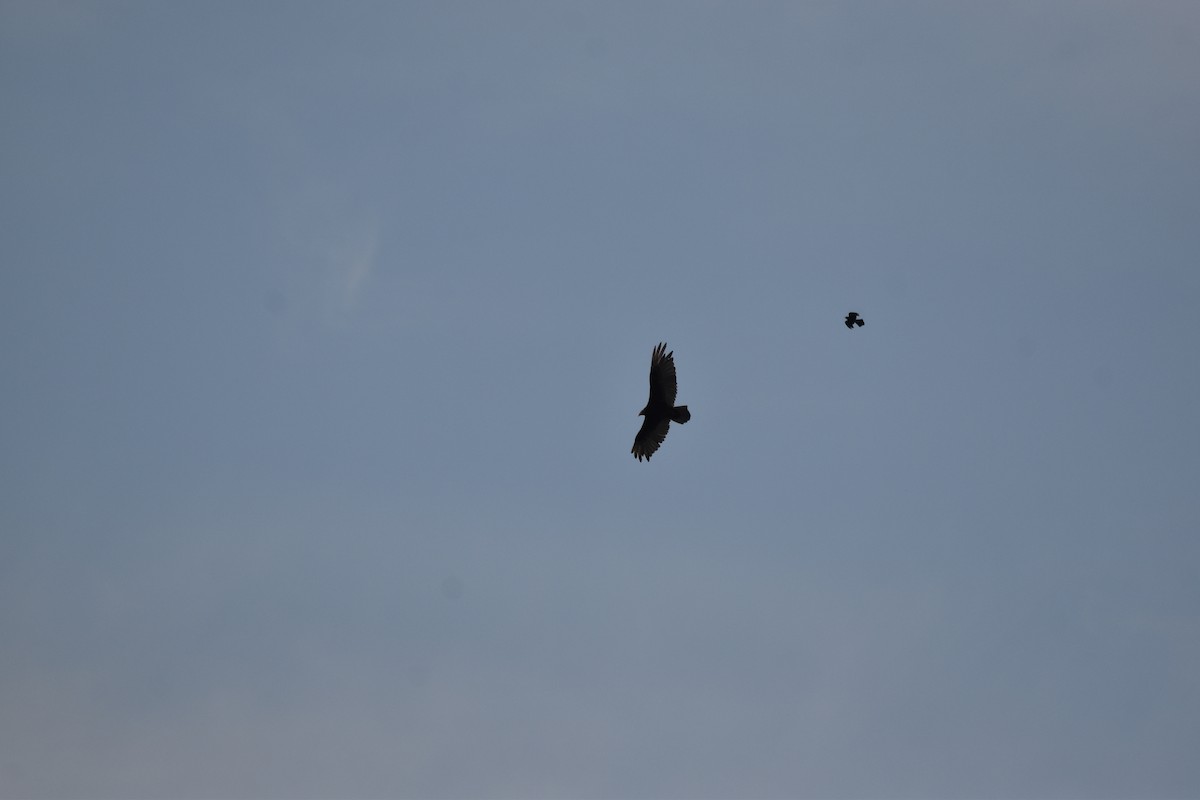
[2,2,1198,796]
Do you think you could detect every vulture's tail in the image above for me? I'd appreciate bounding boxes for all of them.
[672,405,691,424]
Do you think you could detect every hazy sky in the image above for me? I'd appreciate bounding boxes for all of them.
[2,2,1199,797]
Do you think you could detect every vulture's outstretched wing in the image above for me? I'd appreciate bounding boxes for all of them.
[647,342,678,407]
[632,416,670,462]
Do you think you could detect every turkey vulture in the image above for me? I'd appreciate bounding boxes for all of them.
[632,342,691,462]
[844,312,865,329]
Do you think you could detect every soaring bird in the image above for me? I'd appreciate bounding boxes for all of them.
[844,312,865,329]
[631,342,691,462]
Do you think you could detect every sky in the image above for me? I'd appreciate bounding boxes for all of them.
[2,1,1199,797]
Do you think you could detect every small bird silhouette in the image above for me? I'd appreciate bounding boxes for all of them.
[844,312,865,329]
[631,342,691,462]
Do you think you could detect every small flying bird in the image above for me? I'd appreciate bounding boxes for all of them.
[632,342,691,462]
[844,312,865,329]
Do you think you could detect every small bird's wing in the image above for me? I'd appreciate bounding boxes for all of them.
[648,342,678,407]
[632,415,670,461]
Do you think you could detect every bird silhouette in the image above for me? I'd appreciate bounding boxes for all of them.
[844,312,865,329]
[631,343,691,462]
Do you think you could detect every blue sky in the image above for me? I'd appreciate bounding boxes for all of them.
[2,2,1198,797]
